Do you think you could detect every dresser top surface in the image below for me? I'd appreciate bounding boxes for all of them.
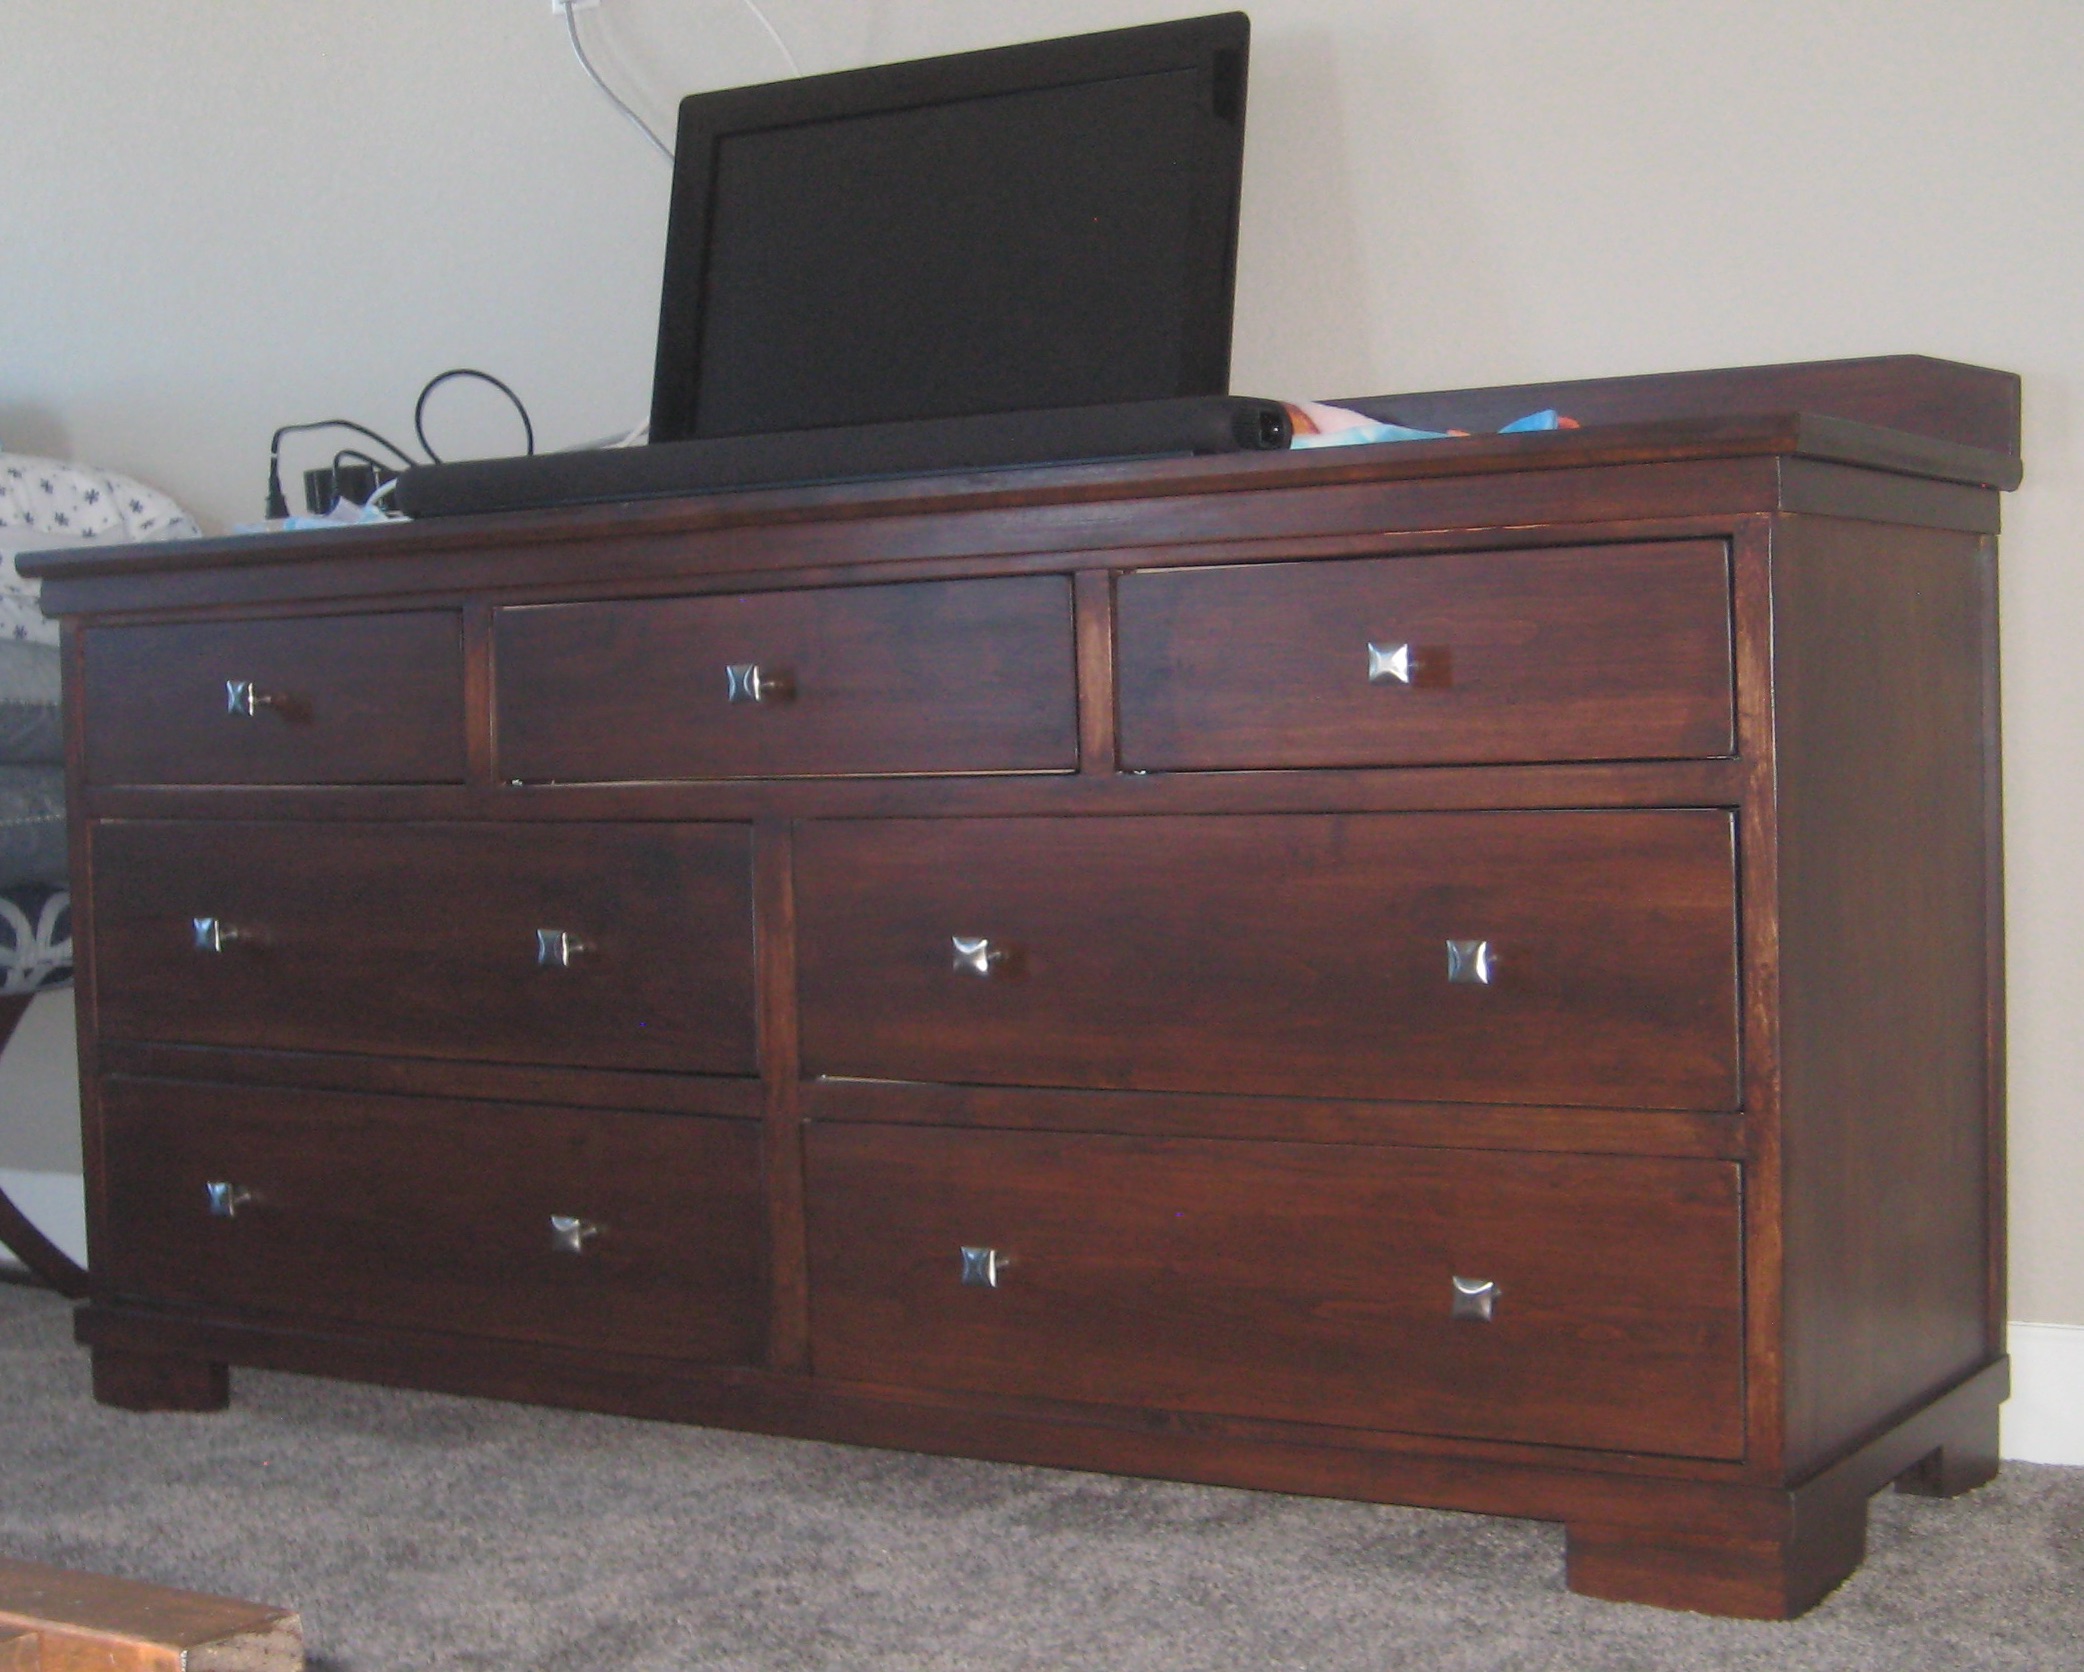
[26,356,2020,618]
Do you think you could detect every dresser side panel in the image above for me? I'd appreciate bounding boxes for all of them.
[1771,517,1997,1476]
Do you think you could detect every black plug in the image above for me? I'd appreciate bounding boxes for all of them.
[267,420,413,520]
[303,461,397,514]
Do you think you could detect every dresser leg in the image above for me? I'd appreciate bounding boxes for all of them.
[91,1346,230,1413]
[1564,1498,1869,1620]
[1892,1395,2001,1498]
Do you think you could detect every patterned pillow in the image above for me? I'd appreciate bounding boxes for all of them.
[0,882,70,994]
[0,452,199,542]
[0,531,72,648]
[0,454,192,991]
[0,453,203,646]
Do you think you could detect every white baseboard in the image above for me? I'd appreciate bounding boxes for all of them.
[0,1166,87,1270]
[2004,1321,2084,1465]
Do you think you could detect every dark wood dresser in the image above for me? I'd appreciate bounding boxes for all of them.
[29,357,2017,1618]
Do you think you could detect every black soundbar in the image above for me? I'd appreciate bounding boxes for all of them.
[393,396,1292,519]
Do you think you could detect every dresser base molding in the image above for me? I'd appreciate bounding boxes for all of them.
[89,1343,231,1413]
[1567,1362,2003,1617]
[75,1303,2004,1616]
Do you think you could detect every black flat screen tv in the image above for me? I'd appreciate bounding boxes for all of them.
[649,12,1250,446]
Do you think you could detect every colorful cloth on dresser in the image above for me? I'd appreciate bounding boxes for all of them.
[1285,401,1579,449]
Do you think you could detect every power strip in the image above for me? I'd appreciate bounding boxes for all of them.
[303,461,398,515]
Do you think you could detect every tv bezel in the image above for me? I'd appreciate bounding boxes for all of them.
[649,12,1251,447]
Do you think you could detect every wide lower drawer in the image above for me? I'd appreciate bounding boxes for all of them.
[82,611,466,786]
[494,575,1078,781]
[91,820,757,1074]
[1115,542,1734,769]
[806,1125,1745,1459]
[99,1078,766,1363]
[796,811,1740,1110]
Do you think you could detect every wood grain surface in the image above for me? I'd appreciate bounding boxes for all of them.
[1337,355,2019,471]
[797,1077,1745,1158]
[806,1123,1745,1458]
[797,811,1740,1109]
[0,1556,301,1671]
[91,819,758,1074]
[495,574,1077,781]
[99,1078,765,1364]
[81,611,464,786]
[1769,518,1996,1473]
[1117,541,1734,769]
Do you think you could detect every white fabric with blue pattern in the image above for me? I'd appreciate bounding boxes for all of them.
[0,452,198,979]
[0,452,202,646]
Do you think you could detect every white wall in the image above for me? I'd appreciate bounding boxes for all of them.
[4,2,2081,1336]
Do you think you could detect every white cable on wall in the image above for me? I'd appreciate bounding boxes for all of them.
[564,4,675,163]
[741,1,803,77]
[564,0,803,166]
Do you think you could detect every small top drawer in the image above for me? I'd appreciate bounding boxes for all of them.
[83,611,466,785]
[495,575,1078,782]
[1115,542,1734,770]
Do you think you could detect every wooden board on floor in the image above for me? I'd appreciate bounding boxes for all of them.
[0,1558,301,1671]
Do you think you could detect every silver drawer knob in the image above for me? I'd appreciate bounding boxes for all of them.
[725,662,792,704]
[205,1181,254,1219]
[549,1215,603,1255]
[1366,641,1413,684]
[960,1246,1006,1288]
[535,928,592,968]
[192,916,243,953]
[951,936,1010,976]
[225,679,283,717]
[1446,939,1496,984]
[1451,1275,1501,1322]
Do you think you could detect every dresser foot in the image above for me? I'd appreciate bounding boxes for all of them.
[91,1346,230,1413]
[1892,1395,2001,1497]
[1565,1499,1869,1620]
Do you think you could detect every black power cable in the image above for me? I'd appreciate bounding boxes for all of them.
[263,368,535,518]
[414,368,535,463]
[265,419,416,520]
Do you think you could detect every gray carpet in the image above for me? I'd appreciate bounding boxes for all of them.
[2,1282,2079,1670]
